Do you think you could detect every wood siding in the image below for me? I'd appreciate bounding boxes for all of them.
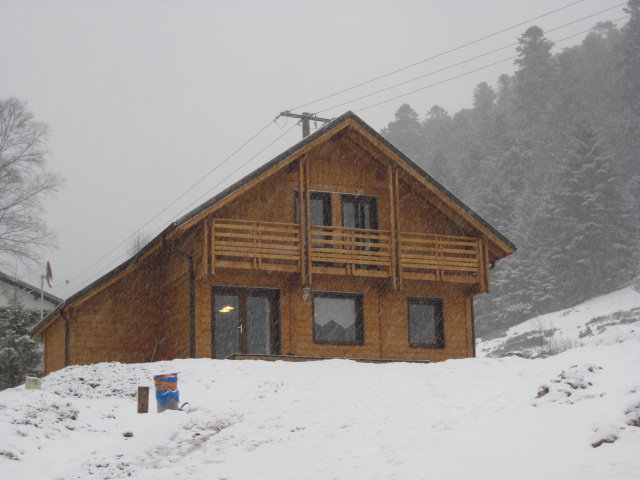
[43,315,65,374]
[42,251,163,373]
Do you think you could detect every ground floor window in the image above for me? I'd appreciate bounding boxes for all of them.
[312,291,364,345]
[408,297,444,348]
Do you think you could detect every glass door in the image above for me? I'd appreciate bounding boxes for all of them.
[342,195,379,269]
[212,287,279,359]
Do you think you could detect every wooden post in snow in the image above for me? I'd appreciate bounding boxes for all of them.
[137,386,149,413]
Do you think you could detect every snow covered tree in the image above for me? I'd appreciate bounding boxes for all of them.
[473,82,496,116]
[0,291,43,390]
[382,17,640,335]
[513,26,556,121]
[422,106,456,184]
[618,0,640,114]
[552,122,636,300]
[380,104,424,160]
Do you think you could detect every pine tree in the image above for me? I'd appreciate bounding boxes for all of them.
[0,292,43,390]
[619,0,640,114]
[380,104,424,160]
[514,26,556,122]
[473,82,497,116]
[422,106,456,184]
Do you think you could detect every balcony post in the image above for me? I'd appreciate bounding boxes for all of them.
[481,236,490,292]
[202,218,210,277]
[298,155,311,286]
[210,220,215,275]
[304,155,313,285]
[393,168,402,290]
[387,165,398,289]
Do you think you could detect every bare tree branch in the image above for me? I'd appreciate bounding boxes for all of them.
[0,98,63,266]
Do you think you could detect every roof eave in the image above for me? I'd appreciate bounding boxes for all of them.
[30,223,178,337]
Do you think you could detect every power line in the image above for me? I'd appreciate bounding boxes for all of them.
[353,15,629,114]
[287,0,588,112]
[172,120,301,221]
[315,3,625,114]
[60,120,302,295]
[57,1,626,296]
[63,116,280,289]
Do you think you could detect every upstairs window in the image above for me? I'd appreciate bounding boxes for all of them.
[408,297,444,348]
[312,291,364,345]
[293,191,332,226]
[342,194,378,230]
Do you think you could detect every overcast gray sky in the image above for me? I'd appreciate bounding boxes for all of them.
[0,0,627,298]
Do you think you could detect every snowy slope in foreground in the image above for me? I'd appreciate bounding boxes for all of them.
[1,297,639,479]
[478,285,640,358]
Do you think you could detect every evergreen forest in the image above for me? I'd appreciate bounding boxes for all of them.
[381,6,640,336]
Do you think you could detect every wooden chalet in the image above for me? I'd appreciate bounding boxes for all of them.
[32,111,515,374]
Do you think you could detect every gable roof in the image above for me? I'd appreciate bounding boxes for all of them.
[175,111,515,251]
[0,270,63,307]
[32,110,515,337]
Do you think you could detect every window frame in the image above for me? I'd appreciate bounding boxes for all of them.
[407,296,445,349]
[341,194,379,230]
[311,290,364,346]
[293,190,332,226]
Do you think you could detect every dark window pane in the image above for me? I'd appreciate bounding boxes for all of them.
[342,195,378,230]
[247,296,271,355]
[293,190,331,226]
[310,197,326,226]
[409,303,436,344]
[408,298,444,348]
[361,203,371,229]
[214,295,240,359]
[342,201,356,228]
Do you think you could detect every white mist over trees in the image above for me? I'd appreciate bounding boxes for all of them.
[381,10,640,335]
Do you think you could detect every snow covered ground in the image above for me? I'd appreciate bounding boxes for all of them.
[478,284,640,358]
[1,287,640,479]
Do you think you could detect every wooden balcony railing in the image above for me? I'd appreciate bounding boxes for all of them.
[209,219,484,286]
[310,225,392,278]
[211,219,301,272]
[399,232,481,284]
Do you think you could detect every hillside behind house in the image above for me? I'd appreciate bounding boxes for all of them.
[381,12,640,336]
[478,283,640,358]
[1,286,640,479]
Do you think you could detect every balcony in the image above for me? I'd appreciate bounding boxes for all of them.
[209,218,485,286]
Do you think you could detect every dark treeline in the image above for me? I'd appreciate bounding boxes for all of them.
[381,3,640,336]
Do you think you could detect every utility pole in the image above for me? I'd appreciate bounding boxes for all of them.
[40,262,53,322]
[280,111,332,138]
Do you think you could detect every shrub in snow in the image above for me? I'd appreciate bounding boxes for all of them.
[625,402,640,427]
[533,365,603,405]
[590,425,618,448]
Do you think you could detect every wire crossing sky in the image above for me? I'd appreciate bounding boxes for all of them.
[0,0,627,297]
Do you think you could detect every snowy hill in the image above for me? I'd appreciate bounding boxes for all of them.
[1,289,640,479]
[478,284,640,358]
